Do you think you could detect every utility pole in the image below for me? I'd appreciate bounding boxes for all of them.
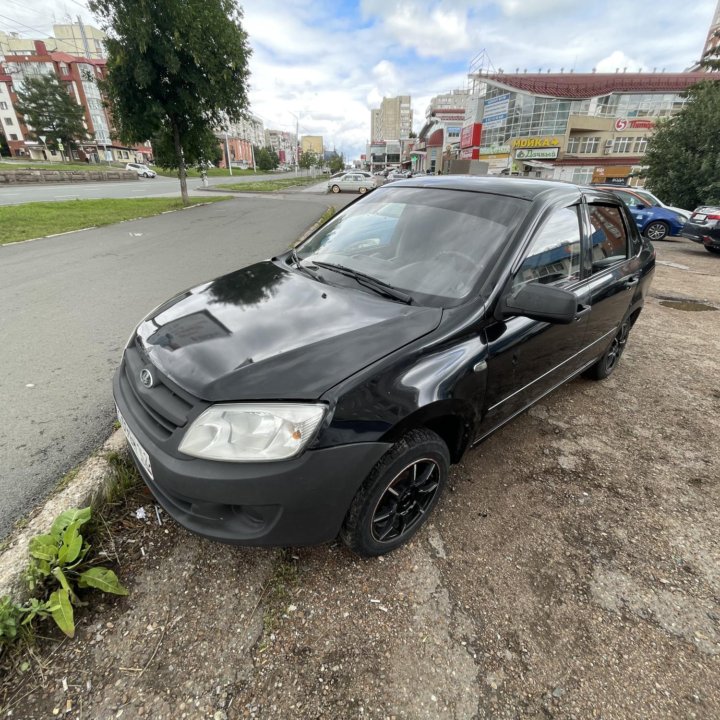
[224,130,232,176]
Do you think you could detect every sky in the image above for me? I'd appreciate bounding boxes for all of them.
[1,0,717,159]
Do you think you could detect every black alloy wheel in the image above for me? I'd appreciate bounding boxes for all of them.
[645,221,669,241]
[370,458,440,543]
[585,319,631,380]
[341,428,449,556]
[705,246,720,255]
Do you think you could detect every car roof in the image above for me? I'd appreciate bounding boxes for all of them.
[389,175,591,203]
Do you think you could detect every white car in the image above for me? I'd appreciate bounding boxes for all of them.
[125,162,157,178]
[328,172,377,194]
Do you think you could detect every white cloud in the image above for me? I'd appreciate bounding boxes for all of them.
[2,0,718,159]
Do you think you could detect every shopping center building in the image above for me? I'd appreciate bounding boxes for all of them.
[466,70,710,184]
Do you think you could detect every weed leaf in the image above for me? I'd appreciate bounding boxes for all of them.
[78,567,128,596]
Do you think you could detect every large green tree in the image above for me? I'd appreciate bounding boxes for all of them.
[89,0,251,204]
[644,80,720,209]
[299,150,318,170]
[14,74,87,160]
[253,146,279,171]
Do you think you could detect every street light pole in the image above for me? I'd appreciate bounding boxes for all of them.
[288,111,300,176]
[224,130,232,176]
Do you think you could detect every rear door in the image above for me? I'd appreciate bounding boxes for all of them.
[580,196,643,354]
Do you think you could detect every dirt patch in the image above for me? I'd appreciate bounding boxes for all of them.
[3,237,719,719]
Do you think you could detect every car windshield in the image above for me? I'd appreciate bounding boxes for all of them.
[295,186,528,307]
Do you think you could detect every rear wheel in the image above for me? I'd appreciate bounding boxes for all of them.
[645,221,669,241]
[331,184,341,194]
[341,429,449,556]
[584,318,631,380]
[705,246,720,255]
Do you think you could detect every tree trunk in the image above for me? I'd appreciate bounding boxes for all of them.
[172,121,189,205]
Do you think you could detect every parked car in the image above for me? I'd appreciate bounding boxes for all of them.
[680,206,720,254]
[114,177,655,556]
[328,172,377,194]
[387,169,412,181]
[125,162,157,178]
[595,186,685,240]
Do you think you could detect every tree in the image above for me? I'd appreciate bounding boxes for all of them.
[299,150,317,170]
[643,81,720,209]
[253,146,279,171]
[328,152,344,173]
[90,0,251,204]
[14,74,87,161]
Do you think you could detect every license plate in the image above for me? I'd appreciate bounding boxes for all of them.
[693,213,706,221]
[117,408,154,479]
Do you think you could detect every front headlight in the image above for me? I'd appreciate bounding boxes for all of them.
[178,403,327,462]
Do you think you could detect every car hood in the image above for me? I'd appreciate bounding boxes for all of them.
[136,261,442,401]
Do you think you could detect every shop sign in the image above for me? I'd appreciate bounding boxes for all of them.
[483,94,510,117]
[435,113,465,122]
[460,148,480,159]
[483,112,507,129]
[512,136,561,148]
[515,147,559,160]
[460,123,482,149]
[479,144,510,155]
[614,118,654,131]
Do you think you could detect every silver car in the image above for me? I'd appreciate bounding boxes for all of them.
[328,172,377,194]
[125,162,157,178]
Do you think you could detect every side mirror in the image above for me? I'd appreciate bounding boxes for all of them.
[501,283,579,324]
[634,203,648,210]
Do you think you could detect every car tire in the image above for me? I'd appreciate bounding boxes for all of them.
[644,221,669,241]
[584,317,632,381]
[340,428,449,557]
[331,185,341,194]
[705,246,720,255]
[359,186,368,194]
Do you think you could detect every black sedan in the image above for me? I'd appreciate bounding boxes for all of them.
[680,206,720,254]
[114,177,655,556]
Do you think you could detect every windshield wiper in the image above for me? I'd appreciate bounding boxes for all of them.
[289,248,324,283]
[309,261,412,304]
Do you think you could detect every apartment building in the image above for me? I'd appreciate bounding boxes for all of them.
[369,96,412,141]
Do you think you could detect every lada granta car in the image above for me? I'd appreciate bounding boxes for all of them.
[114,177,655,556]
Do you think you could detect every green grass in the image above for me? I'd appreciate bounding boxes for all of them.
[0,196,228,245]
[155,167,259,178]
[215,176,323,192]
[0,161,127,172]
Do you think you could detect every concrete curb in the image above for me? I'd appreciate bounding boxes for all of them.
[0,430,128,601]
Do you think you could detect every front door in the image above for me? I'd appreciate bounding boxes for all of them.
[478,204,590,438]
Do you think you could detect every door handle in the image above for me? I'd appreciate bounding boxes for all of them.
[575,304,591,320]
[624,275,640,288]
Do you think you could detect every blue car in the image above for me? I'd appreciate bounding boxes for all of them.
[597,186,686,241]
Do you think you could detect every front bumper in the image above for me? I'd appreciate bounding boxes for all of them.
[113,368,391,546]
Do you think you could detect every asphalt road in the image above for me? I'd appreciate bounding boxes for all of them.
[0,193,352,538]
[0,171,327,205]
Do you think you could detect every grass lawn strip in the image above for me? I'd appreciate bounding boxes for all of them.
[214,176,323,192]
[0,197,229,246]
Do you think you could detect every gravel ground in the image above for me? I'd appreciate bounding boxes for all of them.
[3,237,719,720]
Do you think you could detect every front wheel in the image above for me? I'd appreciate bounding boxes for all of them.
[645,221,669,241]
[358,186,368,194]
[341,429,449,557]
[705,246,720,255]
[142,172,149,178]
[331,184,341,194]
[584,319,631,380]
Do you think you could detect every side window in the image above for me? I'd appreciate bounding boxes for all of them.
[588,205,629,271]
[513,206,582,288]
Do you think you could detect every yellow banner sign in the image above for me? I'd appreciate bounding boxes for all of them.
[512,136,561,148]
